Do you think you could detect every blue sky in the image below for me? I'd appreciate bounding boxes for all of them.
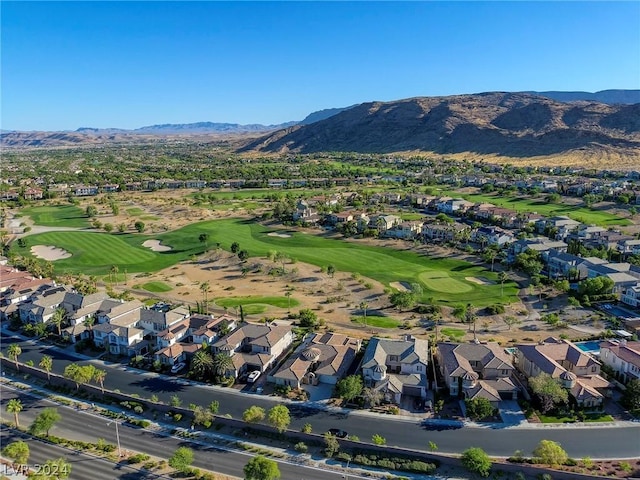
[2,1,639,131]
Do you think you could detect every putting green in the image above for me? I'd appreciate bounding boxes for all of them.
[418,271,473,294]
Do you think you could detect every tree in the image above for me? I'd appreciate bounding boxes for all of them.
[209,400,220,414]
[168,446,194,473]
[621,378,640,410]
[8,343,22,371]
[298,308,319,329]
[93,368,107,394]
[85,205,98,218]
[7,398,23,428]
[461,447,492,477]
[498,271,508,296]
[362,387,383,407]
[199,281,210,311]
[359,301,369,327]
[212,353,234,378]
[238,249,249,262]
[29,407,61,437]
[390,290,416,312]
[267,405,290,433]
[503,316,521,331]
[134,221,145,233]
[465,398,494,421]
[244,455,281,480]
[274,251,289,273]
[529,373,568,413]
[199,233,210,251]
[50,307,66,336]
[30,458,71,480]
[193,405,213,426]
[483,249,498,272]
[39,355,53,382]
[243,405,265,423]
[335,375,363,402]
[64,363,95,390]
[230,241,240,253]
[2,440,29,464]
[190,350,214,380]
[103,222,113,233]
[533,440,568,466]
[324,433,340,457]
[327,264,336,278]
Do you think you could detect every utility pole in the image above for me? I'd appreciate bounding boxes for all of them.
[107,420,122,457]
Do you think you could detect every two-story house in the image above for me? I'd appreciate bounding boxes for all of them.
[599,340,640,384]
[270,332,360,389]
[437,342,517,407]
[212,323,294,378]
[361,335,429,404]
[516,338,612,408]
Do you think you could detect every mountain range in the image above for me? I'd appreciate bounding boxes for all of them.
[2,90,639,165]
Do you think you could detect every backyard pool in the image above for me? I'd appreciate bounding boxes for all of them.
[574,340,601,355]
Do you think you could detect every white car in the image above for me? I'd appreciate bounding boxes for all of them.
[247,370,261,383]
[171,362,186,374]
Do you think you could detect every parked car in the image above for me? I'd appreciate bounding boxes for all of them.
[327,428,348,438]
[247,370,261,383]
[171,362,186,374]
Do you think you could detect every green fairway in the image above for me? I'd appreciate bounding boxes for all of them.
[351,315,400,329]
[137,281,173,293]
[440,327,466,341]
[419,271,473,294]
[15,219,518,306]
[215,295,300,312]
[20,205,90,228]
[436,189,630,227]
[126,207,144,216]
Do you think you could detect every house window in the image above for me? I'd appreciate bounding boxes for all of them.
[416,365,422,371]
[591,366,597,372]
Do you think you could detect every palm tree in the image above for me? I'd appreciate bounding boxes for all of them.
[7,399,22,428]
[83,316,95,336]
[110,265,119,287]
[39,355,53,382]
[93,368,107,394]
[190,350,214,380]
[284,290,292,313]
[498,271,508,297]
[483,249,498,272]
[359,301,369,327]
[50,308,66,336]
[200,281,210,312]
[7,343,22,371]
[212,353,234,379]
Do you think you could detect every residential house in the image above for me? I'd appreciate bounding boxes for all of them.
[93,322,147,357]
[599,340,640,384]
[361,335,429,404]
[472,226,514,247]
[18,286,70,324]
[545,251,583,280]
[535,216,582,240]
[73,185,99,196]
[618,239,640,259]
[370,214,401,235]
[437,342,518,406]
[622,284,640,308]
[437,198,474,215]
[385,221,422,240]
[190,313,236,346]
[585,231,636,251]
[507,237,568,263]
[270,332,360,389]
[581,261,640,294]
[292,200,320,224]
[212,323,294,378]
[422,221,469,243]
[515,338,612,408]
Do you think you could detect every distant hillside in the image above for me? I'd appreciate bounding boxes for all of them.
[299,105,356,125]
[527,89,640,105]
[239,92,640,161]
[133,121,297,134]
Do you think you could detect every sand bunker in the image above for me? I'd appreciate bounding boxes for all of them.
[465,276,494,285]
[142,239,172,252]
[390,281,411,292]
[31,245,72,261]
[267,232,291,238]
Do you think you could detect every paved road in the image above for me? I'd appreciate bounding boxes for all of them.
[0,386,362,480]
[1,430,167,480]
[3,332,640,459]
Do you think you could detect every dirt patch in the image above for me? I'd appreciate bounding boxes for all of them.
[31,245,72,261]
[142,240,172,252]
[389,281,411,292]
[267,232,291,238]
[465,276,493,285]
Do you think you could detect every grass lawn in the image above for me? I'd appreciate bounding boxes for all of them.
[15,219,518,306]
[215,295,300,315]
[440,327,466,341]
[436,189,630,227]
[351,315,400,329]
[137,281,173,293]
[20,205,90,228]
[126,207,145,216]
[584,413,614,422]
[537,412,614,423]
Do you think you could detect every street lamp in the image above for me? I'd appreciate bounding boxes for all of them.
[343,459,350,480]
[107,420,122,457]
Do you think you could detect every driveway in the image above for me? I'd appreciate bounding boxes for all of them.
[499,400,527,425]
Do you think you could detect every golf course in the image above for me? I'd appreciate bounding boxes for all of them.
[15,217,518,306]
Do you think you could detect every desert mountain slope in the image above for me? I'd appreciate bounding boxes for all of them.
[238,92,640,158]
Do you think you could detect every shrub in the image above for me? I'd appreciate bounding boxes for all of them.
[173,413,182,422]
[461,447,492,477]
[294,442,308,453]
[128,453,150,464]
